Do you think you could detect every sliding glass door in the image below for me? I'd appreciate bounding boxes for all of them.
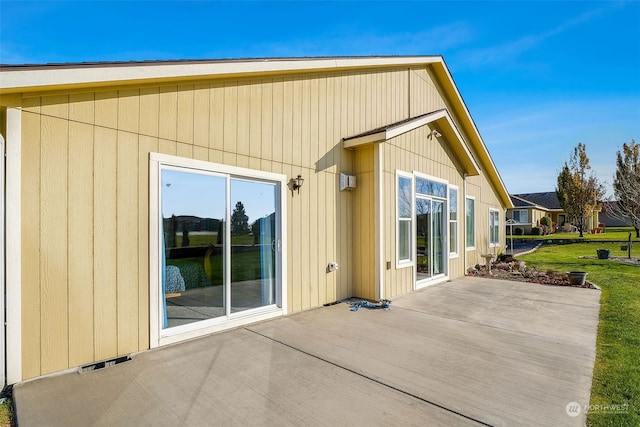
[416,197,445,282]
[160,167,280,331]
[415,176,447,285]
[230,179,277,313]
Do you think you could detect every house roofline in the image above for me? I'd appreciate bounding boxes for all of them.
[0,56,443,94]
[0,54,513,208]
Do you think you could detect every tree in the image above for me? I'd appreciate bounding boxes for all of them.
[230,201,250,236]
[556,143,605,238]
[607,140,640,237]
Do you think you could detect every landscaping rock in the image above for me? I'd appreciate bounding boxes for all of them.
[467,259,597,289]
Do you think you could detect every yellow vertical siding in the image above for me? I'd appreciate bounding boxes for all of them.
[158,86,177,141]
[139,88,159,137]
[118,90,140,134]
[68,121,95,367]
[40,115,69,374]
[193,84,209,147]
[95,91,118,129]
[13,66,505,379]
[353,146,375,300]
[21,109,42,379]
[177,85,194,145]
[94,126,118,361]
[116,131,140,355]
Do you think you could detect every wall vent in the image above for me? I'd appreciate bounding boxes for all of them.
[80,355,131,374]
[340,173,356,191]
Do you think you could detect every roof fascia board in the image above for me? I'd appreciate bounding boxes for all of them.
[344,110,447,148]
[343,131,387,148]
[0,56,441,94]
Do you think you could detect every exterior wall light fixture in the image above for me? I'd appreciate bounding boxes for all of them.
[432,129,442,138]
[292,175,304,193]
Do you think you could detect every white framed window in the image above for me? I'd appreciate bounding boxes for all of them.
[489,208,500,247]
[449,186,458,257]
[512,209,528,223]
[465,196,475,249]
[396,171,414,267]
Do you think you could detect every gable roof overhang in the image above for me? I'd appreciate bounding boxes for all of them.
[343,109,480,177]
[0,56,445,95]
[0,55,513,208]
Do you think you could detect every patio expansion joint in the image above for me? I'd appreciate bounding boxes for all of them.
[244,327,495,427]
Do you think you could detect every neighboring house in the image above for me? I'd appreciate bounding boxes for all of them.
[0,56,512,384]
[599,201,630,227]
[508,192,600,233]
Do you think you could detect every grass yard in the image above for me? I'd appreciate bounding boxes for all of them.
[0,398,13,427]
[509,226,640,242]
[519,243,639,426]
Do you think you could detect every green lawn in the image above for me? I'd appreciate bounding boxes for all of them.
[0,397,13,427]
[509,226,640,242]
[519,243,639,426]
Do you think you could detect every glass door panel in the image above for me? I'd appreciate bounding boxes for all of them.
[230,179,277,313]
[432,200,444,276]
[416,197,445,283]
[161,169,226,328]
[416,198,431,281]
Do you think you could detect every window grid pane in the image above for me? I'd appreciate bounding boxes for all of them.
[397,174,413,264]
[465,198,475,248]
[449,188,458,254]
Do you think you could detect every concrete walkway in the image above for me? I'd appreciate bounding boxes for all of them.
[14,277,601,426]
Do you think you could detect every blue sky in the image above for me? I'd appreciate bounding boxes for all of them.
[2,1,639,196]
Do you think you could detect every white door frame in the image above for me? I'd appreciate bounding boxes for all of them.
[149,153,288,348]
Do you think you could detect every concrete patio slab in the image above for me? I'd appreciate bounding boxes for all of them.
[13,277,600,427]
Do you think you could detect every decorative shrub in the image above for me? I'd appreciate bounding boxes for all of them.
[540,216,552,227]
[514,227,524,235]
[531,227,543,235]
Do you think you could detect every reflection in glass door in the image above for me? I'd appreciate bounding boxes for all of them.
[416,196,445,282]
[161,170,227,328]
[230,179,276,313]
[160,169,280,330]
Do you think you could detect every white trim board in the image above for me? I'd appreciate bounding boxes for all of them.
[5,108,22,384]
[148,153,288,349]
[0,56,442,93]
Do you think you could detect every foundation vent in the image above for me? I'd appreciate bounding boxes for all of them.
[80,356,131,374]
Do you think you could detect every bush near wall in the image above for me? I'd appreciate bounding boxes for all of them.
[531,227,543,236]
[514,227,525,236]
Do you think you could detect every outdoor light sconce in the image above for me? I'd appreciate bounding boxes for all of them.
[431,129,442,138]
[292,175,304,193]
